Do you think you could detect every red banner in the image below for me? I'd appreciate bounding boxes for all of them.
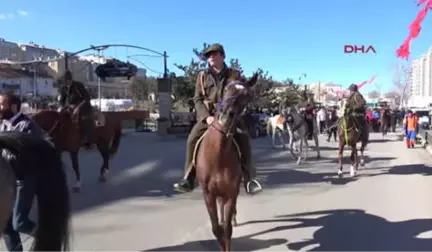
[396,0,432,59]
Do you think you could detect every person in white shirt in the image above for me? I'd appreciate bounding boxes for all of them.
[317,107,327,134]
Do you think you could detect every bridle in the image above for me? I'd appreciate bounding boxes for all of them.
[211,80,247,138]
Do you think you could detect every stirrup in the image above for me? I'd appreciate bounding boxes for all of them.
[246,179,262,193]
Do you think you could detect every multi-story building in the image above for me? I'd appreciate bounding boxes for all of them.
[309,82,343,102]
[0,38,151,99]
[0,67,54,97]
[408,47,432,107]
[0,38,24,62]
[18,42,63,62]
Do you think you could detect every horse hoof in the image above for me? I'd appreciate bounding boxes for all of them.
[232,218,238,227]
[350,166,357,177]
[99,175,107,183]
[72,186,80,193]
[360,160,365,167]
[317,155,321,159]
[337,170,343,178]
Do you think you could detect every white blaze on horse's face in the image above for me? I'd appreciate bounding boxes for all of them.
[234,84,245,90]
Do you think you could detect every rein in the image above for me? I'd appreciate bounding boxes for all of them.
[210,120,235,138]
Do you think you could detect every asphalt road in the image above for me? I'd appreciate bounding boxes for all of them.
[3,131,432,251]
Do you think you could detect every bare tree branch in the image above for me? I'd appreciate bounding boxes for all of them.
[392,62,411,107]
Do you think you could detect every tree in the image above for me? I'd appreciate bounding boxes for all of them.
[128,76,157,101]
[367,90,381,99]
[383,91,399,99]
[392,63,411,107]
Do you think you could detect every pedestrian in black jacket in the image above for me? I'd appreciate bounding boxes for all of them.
[0,92,42,251]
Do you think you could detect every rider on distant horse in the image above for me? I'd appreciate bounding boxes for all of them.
[298,89,315,139]
[344,84,367,133]
[58,71,95,147]
[173,43,262,195]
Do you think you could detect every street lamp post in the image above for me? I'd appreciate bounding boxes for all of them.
[96,49,102,110]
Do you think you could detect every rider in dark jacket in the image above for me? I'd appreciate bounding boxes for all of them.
[344,84,367,133]
[58,71,95,147]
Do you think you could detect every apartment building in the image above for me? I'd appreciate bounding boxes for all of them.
[0,38,149,98]
[0,67,54,97]
[19,42,63,62]
[0,38,24,62]
[309,82,343,101]
[408,47,432,107]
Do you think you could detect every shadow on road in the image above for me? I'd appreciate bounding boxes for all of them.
[144,237,287,251]
[239,209,432,251]
[69,135,280,213]
[387,164,432,176]
[368,138,394,143]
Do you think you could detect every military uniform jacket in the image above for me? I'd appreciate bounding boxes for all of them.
[193,67,241,122]
[346,92,366,114]
[59,81,91,108]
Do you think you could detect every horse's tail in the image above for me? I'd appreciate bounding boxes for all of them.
[266,119,272,137]
[0,132,70,251]
[110,127,122,156]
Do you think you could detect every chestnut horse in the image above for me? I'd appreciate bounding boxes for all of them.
[0,132,70,251]
[194,73,258,251]
[337,114,369,178]
[32,109,122,192]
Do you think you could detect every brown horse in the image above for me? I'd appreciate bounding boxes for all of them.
[337,114,369,178]
[32,109,122,192]
[195,74,258,251]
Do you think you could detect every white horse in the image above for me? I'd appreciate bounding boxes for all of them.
[266,114,290,149]
[285,105,321,165]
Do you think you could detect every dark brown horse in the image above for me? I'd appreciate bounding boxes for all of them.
[380,108,391,138]
[337,113,369,178]
[195,73,258,251]
[0,132,70,251]
[32,109,122,192]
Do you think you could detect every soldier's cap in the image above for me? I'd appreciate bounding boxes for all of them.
[348,84,358,91]
[203,43,225,58]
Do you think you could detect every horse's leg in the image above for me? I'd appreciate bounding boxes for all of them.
[296,139,303,165]
[222,198,237,251]
[360,141,366,167]
[337,137,345,177]
[304,137,309,162]
[70,151,81,193]
[97,140,110,183]
[278,129,286,149]
[203,193,224,250]
[349,145,357,177]
[289,131,298,160]
[313,132,321,159]
[232,205,238,227]
[271,126,277,149]
[218,197,225,225]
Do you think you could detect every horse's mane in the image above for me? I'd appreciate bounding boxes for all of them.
[226,71,245,84]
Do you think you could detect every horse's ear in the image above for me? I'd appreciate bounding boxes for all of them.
[246,73,259,87]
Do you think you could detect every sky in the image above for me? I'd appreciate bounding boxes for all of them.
[1,0,432,93]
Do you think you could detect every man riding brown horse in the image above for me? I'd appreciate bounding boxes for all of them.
[173,43,262,195]
[58,71,95,148]
[344,84,367,136]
